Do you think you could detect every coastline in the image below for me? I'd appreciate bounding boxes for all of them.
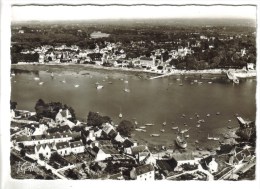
[11,63,230,78]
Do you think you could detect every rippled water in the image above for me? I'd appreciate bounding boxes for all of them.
[11,69,256,150]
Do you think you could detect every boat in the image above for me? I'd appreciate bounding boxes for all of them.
[124,88,130,93]
[213,137,220,141]
[141,130,146,132]
[179,83,183,86]
[139,126,146,129]
[38,82,44,85]
[163,121,166,126]
[176,78,181,81]
[95,82,100,85]
[145,123,154,126]
[216,112,220,115]
[135,129,143,132]
[62,79,66,83]
[198,81,203,84]
[196,146,203,151]
[160,129,165,132]
[227,125,232,129]
[195,140,199,144]
[134,121,138,125]
[196,124,200,128]
[51,72,54,78]
[206,114,210,117]
[124,80,129,84]
[207,134,213,140]
[11,73,15,76]
[150,134,160,137]
[119,113,123,118]
[74,84,79,88]
[108,81,113,84]
[176,135,187,149]
[208,81,212,84]
[194,80,198,83]
[233,78,239,84]
[34,77,40,81]
[96,85,104,90]
[185,134,190,138]
[180,128,189,134]
[172,126,178,130]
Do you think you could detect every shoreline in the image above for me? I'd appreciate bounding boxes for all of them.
[11,63,233,78]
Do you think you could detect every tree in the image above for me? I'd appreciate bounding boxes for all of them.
[10,101,17,110]
[117,120,134,137]
[87,111,111,127]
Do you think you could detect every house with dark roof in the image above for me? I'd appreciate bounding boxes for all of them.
[125,145,149,158]
[130,164,155,180]
[156,158,178,175]
[54,142,71,156]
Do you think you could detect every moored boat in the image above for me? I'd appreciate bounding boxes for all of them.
[145,123,154,126]
[150,134,160,137]
[176,135,187,149]
[97,85,104,90]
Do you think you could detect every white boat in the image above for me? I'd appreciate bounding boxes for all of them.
[11,73,15,76]
[163,121,166,126]
[62,79,66,83]
[195,140,199,144]
[160,129,165,132]
[176,78,181,81]
[207,134,213,140]
[141,130,146,132]
[139,126,146,129]
[194,80,198,83]
[97,85,104,90]
[216,112,220,115]
[208,81,212,84]
[34,77,40,81]
[145,123,154,126]
[185,134,190,138]
[51,72,54,78]
[180,129,189,134]
[176,135,187,149]
[74,84,79,88]
[150,134,160,137]
[124,88,130,93]
[124,80,129,84]
[135,129,143,132]
[196,124,201,128]
[206,114,210,117]
[233,78,239,84]
[38,82,44,85]
[119,113,123,118]
[172,126,179,130]
[134,121,138,125]
[213,137,220,141]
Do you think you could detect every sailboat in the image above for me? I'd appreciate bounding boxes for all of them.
[207,134,213,140]
[119,107,123,118]
[51,72,54,79]
[123,82,130,93]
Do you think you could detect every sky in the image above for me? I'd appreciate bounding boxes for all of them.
[11,5,257,21]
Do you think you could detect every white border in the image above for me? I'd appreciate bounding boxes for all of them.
[1,1,259,189]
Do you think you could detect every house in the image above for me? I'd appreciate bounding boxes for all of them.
[139,57,155,68]
[35,143,52,159]
[31,124,48,136]
[172,152,196,166]
[156,158,178,175]
[130,164,155,180]
[247,63,255,70]
[55,109,72,123]
[140,152,157,166]
[126,145,149,157]
[108,172,124,180]
[200,156,218,173]
[54,141,71,156]
[92,146,112,161]
[229,147,252,165]
[70,141,85,154]
[114,133,125,143]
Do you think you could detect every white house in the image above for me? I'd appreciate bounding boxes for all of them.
[35,144,52,159]
[54,141,71,156]
[70,141,85,154]
[55,109,72,123]
[130,164,155,180]
[92,146,112,161]
[32,124,48,136]
[207,158,218,173]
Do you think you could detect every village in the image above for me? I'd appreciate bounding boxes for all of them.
[10,100,256,181]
